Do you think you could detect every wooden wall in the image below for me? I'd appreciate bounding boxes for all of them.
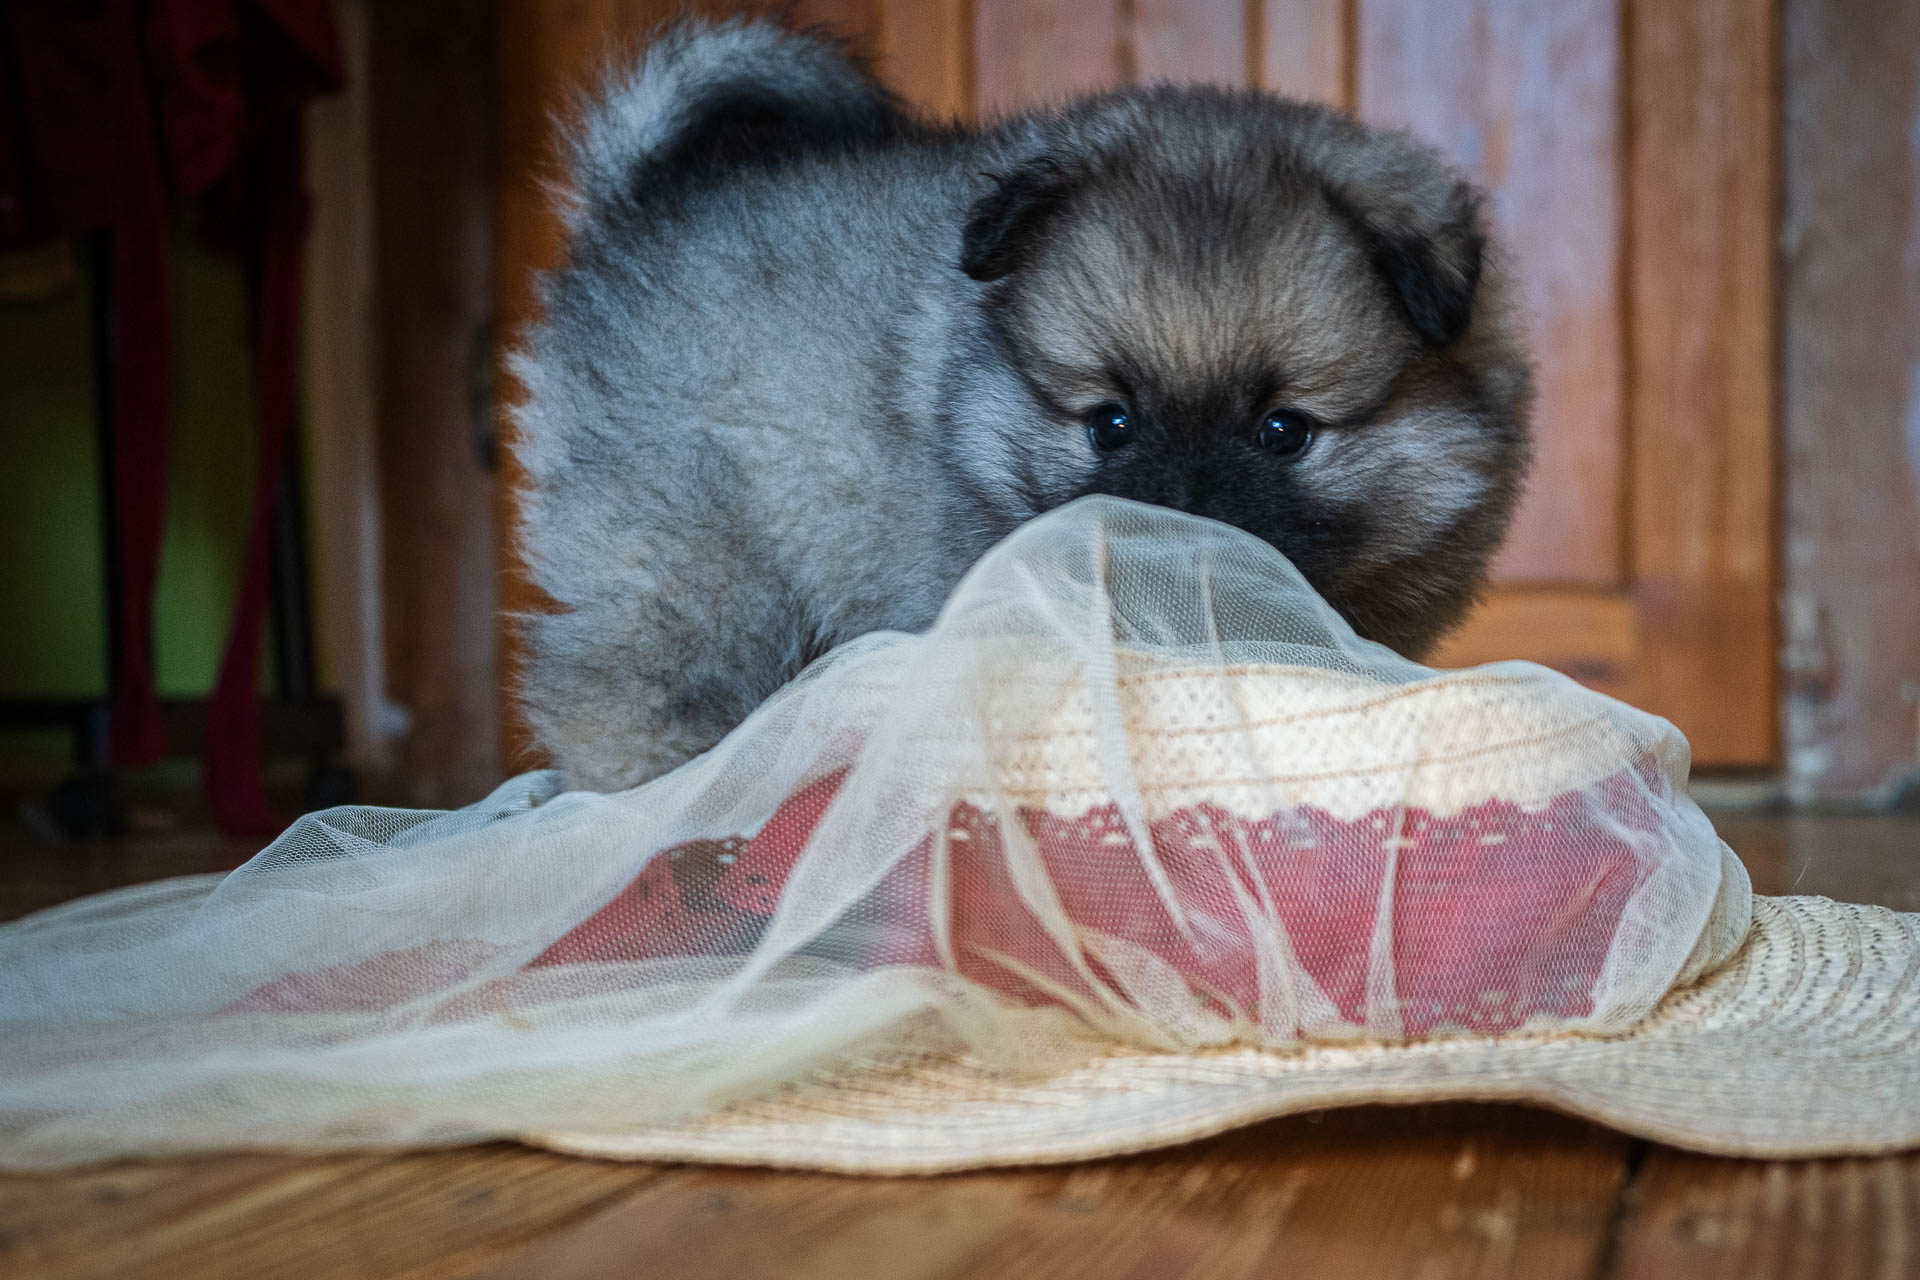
[302,0,393,782]
[367,0,505,808]
[1780,0,1920,804]
[303,0,504,807]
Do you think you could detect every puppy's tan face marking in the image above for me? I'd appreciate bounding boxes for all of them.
[1014,191,1414,425]
[1013,208,1490,515]
[962,100,1531,656]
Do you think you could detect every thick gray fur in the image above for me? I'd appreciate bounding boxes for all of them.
[511,17,1534,791]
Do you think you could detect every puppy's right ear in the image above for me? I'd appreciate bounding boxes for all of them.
[1311,126,1488,348]
[961,158,1077,282]
[1324,176,1484,347]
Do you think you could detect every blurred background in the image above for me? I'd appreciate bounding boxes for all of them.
[0,0,1914,858]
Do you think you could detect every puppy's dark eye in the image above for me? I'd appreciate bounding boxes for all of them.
[1255,409,1314,457]
[1085,402,1132,452]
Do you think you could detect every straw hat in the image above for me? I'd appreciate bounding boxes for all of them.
[526,660,1920,1172]
[529,895,1918,1171]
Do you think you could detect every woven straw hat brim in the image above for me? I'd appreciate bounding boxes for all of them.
[528,895,1920,1172]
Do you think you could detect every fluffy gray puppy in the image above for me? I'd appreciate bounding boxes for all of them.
[511,18,1533,791]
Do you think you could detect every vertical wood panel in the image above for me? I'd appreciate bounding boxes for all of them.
[1256,0,1351,107]
[876,0,972,118]
[1133,0,1246,88]
[790,0,879,55]
[371,0,504,806]
[1358,0,1625,586]
[1612,1151,1920,1279]
[302,0,396,780]
[973,0,1123,116]
[1780,0,1920,802]
[1627,0,1778,767]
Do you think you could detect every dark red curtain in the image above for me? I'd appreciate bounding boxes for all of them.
[0,0,341,834]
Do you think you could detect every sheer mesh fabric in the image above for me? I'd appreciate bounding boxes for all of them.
[0,497,1750,1167]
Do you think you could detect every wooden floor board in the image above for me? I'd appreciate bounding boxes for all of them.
[0,1147,665,1280]
[1611,1150,1920,1280]
[455,1105,1631,1280]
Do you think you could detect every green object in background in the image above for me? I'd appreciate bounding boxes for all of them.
[0,248,108,702]
[157,231,261,698]
[0,229,277,783]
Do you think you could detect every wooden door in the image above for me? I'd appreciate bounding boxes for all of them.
[495,0,1778,768]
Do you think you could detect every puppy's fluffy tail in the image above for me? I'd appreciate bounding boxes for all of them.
[558,17,910,228]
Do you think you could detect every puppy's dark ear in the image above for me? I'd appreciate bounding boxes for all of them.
[961,158,1077,282]
[1324,176,1484,347]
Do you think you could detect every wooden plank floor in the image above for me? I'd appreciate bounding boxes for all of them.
[1,807,1915,1279]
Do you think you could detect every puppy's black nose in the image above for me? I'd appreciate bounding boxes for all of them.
[1180,470,1225,519]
